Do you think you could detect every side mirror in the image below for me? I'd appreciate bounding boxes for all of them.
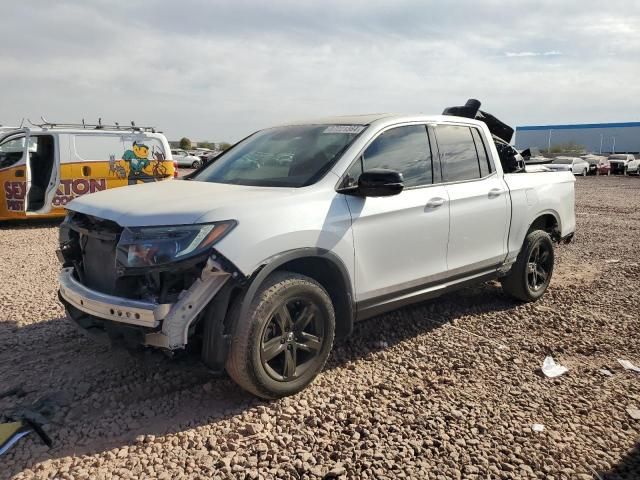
[356,169,404,197]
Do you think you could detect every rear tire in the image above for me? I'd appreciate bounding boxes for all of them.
[501,230,554,302]
[226,271,335,399]
[192,160,201,169]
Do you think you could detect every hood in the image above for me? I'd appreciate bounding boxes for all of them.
[67,179,300,227]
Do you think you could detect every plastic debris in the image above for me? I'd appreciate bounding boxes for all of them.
[605,259,621,264]
[626,407,640,420]
[618,359,640,373]
[0,419,51,456]
[0,422,31,456]
[598,368,613,377]
[531,423,545,432]
[542,356,568,378]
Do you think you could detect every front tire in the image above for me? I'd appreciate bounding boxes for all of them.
[501,230,555,302]
[226,272,335,399]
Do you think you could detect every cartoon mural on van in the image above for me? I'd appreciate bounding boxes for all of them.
[122,141,152,185]
[0,123,176,221]
[111,141,169,184]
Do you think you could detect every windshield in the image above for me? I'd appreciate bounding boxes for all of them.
[552,158,573,164]
[193,124,365,187]
[609,154,629,160]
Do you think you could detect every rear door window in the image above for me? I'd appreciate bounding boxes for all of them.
[470,128,493,177]
[349,125,433,188]
[435,125,481,182]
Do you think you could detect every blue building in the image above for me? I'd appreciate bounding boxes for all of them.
[514,122,640,154]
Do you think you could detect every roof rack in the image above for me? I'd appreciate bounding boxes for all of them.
[27,116,157,133]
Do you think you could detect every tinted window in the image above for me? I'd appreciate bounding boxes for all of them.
[471,128,492,177]
[358,125,432,187]
[435,125,480,182]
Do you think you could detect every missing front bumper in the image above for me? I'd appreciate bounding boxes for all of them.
[59,268,171,328]
[59,257,232,350]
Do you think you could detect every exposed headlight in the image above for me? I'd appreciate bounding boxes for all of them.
[117,221,236,268]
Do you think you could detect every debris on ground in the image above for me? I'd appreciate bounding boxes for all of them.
[626,407,640,420]
[531,423,545,432]
[0,419,51,456]
[542,356,569,378]
[598,368,613,377]
[618,359,640,373]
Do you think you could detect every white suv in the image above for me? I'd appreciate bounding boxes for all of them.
[58,102,576,398]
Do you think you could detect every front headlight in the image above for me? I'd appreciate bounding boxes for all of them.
[117,221,236,268]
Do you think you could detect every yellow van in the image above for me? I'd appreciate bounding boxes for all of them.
[0,123,176,221]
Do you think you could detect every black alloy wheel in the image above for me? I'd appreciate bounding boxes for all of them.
[501,229,555,302]
[526,241,553,292]
[225,271,335,399]
[260,298,325,381]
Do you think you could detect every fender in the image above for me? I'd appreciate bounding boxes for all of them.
[236,248,355,338]
[528,209,562,236]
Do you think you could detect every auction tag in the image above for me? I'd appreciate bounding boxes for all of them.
[323,125,365,134]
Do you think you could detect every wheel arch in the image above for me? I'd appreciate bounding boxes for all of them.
[528,210,561,241]
[238,248,355,339]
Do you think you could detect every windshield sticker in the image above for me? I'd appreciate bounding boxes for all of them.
[323,125,365,134]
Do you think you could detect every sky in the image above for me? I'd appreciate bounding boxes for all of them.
[1,1,639,143]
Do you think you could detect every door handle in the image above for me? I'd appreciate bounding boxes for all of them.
[82,166,91,176]
[488,188,502,199]
[426,197,446,208]
[15,169,25,178]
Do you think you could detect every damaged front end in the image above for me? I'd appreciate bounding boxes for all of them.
[57,212,243,352]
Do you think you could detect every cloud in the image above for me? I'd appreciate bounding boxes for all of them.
[1,1,639,141]
[505,51,562,57]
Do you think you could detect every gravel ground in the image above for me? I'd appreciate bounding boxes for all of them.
[1,176,639,480]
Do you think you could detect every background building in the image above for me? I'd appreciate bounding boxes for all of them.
[514,122,640,154]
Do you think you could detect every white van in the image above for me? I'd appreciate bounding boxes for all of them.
[0,123,176,221]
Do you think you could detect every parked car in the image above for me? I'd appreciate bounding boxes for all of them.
[171,149,202,169]
[546,156,590,176]
[608,154,636,175]
[627,156,640,175]
[581,155,609,175]
[57,100,576,399]
[0,123,175,221]
[200,150,222,166]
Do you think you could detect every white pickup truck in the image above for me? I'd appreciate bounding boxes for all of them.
[57,100,575,398]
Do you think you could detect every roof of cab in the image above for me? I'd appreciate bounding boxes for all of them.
[277,113,483,128]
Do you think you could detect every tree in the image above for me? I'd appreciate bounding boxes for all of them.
[546,142,586,155]
[198,141,214,150]
[179,137,192,150]
[219,142,232,151]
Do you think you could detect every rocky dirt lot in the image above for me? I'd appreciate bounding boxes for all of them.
[1,176,639,480]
